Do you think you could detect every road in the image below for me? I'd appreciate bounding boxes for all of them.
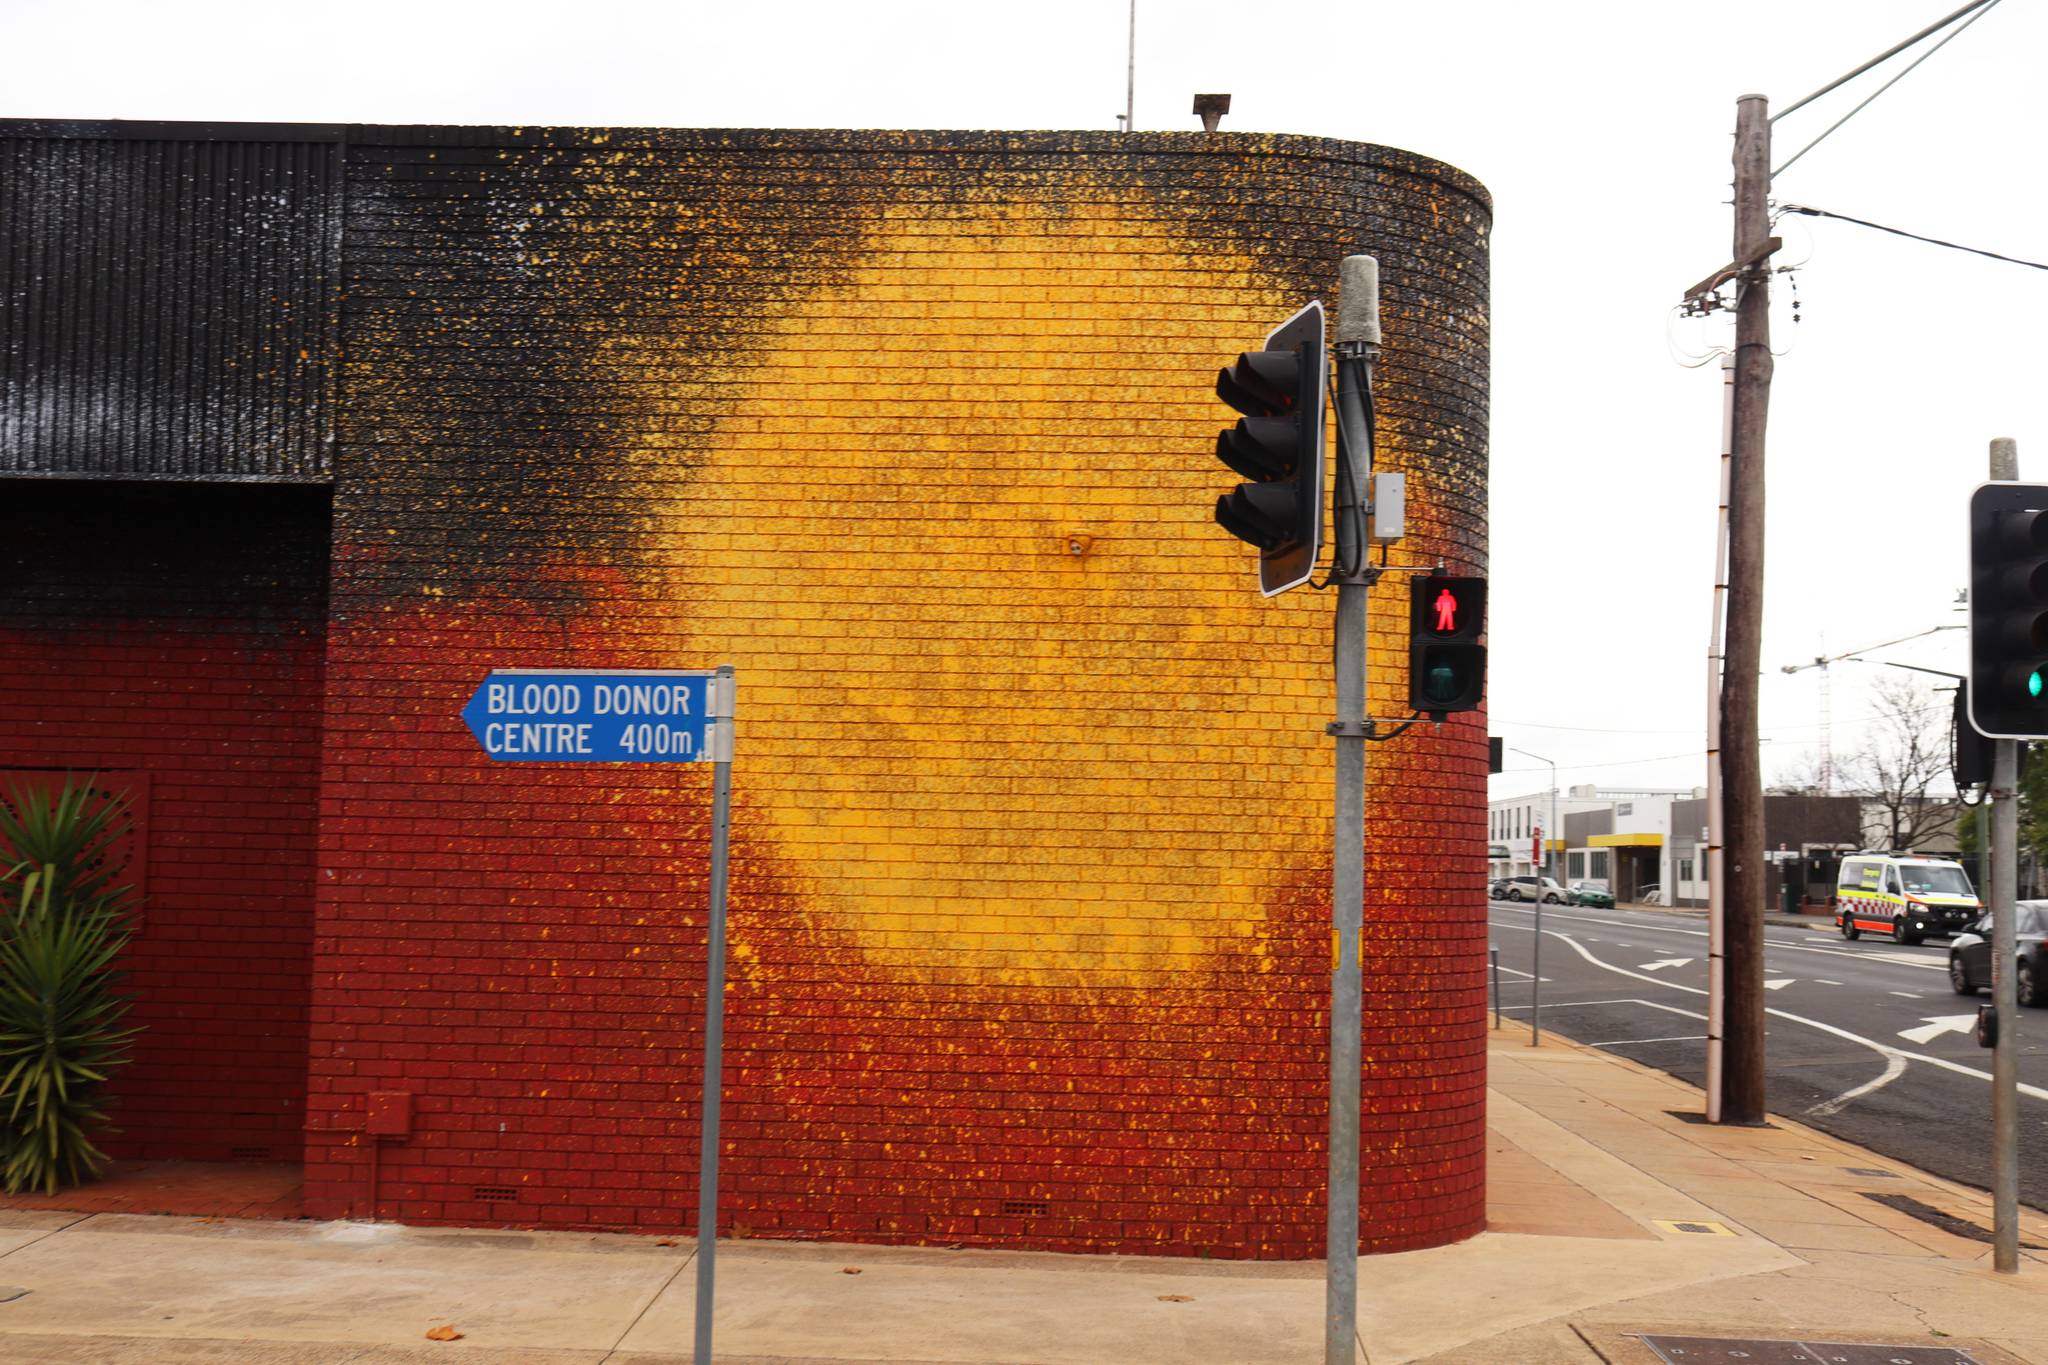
[1484,899,2048,1213]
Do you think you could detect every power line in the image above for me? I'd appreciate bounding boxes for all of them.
[1771,0,2004,178]
[1778,204,2048,273]
[1494,749,1705,776]
[1773,0,1999,123]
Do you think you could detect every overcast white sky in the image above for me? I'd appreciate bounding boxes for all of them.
[9,0,2043,802]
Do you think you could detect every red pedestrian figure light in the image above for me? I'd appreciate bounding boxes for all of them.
[1434,586,1459,633]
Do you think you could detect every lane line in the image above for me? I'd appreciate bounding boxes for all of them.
[1499,999,1708,1018]
[1487,909,1946,972]
[1809,1051,1909,1118]
[1588,1034,1711,1048]
[1521,927,2048,1106]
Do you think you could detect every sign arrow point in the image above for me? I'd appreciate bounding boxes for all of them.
[1764,978,1795,991]
[1898,1014,1978,1045]
[1639,958,1694,972]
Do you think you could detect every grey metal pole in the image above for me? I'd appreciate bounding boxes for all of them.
[694,665,737,1365]
[1124,0,1136,133]
[1988,435,2019,1275]
[1509,748,1556,1046]
[1490,946,1501,1029]
[1326,254,1379,1365]
[1707,356,1733,1122]
[1989,738,2019,1274]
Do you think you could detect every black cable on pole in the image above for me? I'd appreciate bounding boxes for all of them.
[1779,204,2048,273]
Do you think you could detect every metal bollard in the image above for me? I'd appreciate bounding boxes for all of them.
[1490,944,1501,1029]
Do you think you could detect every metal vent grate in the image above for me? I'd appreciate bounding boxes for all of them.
[228,1146,272,1161]
[473,1185,520,1204]
[999,1199,1048,1218]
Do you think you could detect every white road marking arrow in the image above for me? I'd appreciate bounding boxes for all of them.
[1639,958,1694,971]
[1898,1015,1978,1045]
[1764,978,1795,990]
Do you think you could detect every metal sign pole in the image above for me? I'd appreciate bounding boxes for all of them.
[694,665,736,1365]
[1324,255,1379,1365]
[1983,436,2020,1274]
[1531,828,1543,1046]
[457,664,737,1359]
[1989,737,2019,1274]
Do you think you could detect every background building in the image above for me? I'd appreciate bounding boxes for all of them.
[1,120,1491,1259]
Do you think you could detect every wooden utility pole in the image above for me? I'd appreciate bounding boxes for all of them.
[1722,94,1775,1124]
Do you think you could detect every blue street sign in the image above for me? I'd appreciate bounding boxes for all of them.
[462,669,720,762]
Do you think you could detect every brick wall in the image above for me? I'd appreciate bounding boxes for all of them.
[0,481,328,1160]
[303,128,1490,1257]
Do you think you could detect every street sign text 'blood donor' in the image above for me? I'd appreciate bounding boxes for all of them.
[461,669,724,762]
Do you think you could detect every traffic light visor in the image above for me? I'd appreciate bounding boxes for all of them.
[1215,352,1300,417]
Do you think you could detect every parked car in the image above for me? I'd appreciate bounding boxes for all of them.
[1638,884,1665,906]
[1501,875,1568,905]
[1947,903,2048,1005]
[1487,879,1511,900]
[1568,880,1614,908]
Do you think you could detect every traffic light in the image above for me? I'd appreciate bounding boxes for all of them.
[1409,576,1487,714]
[1967,483,2048,739]
[1212,300,1325,596]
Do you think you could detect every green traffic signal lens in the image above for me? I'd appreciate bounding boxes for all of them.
[2033,669,2044,700]
[1425,663,1461,703]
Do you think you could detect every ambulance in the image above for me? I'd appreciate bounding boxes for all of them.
[1833,853,1980,944]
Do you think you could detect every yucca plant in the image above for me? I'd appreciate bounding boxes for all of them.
[0,778,140,1194]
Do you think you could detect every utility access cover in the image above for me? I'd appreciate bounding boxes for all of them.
[1640,1338,1981,1364]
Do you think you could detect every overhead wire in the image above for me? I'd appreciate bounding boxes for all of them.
[1666,304,1730,369]
[1771,0,1999,123]
[1772,0,2005,179]
[1776,204,2048,273]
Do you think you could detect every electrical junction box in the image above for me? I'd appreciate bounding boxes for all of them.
[365,1091,413,1137]
[1370,472,1405,542]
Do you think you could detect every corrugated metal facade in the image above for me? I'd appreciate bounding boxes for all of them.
[0,122,341,482]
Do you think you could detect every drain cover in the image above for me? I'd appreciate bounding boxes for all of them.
[1652,1219,1735,1237]
[1641,1337,1981,1364]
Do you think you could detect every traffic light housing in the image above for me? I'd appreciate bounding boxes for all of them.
[1967,483,2048,739]
[1212,300,1325,596]
[1409,576,1487,714]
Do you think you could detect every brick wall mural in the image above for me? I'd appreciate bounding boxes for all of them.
[3,123,1489,1258]
[0,483,329,1161]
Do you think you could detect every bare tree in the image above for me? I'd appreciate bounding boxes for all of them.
[1767,747,1831,797]
[1839,675,1956,851]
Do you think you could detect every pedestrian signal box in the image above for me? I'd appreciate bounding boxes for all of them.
[1409,576,1487,715]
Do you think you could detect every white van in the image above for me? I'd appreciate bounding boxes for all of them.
[1834,854,1980,944]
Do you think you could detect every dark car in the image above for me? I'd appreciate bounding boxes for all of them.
[1488,879,1511,900]
[1568,880,1615,908]
[1948,903,2048,1005]
[1501,875,1567,905]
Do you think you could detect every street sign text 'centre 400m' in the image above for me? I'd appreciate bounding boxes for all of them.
[461,669,732,762]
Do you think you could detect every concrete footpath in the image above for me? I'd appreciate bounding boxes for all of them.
[0,1024,2042,1364]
